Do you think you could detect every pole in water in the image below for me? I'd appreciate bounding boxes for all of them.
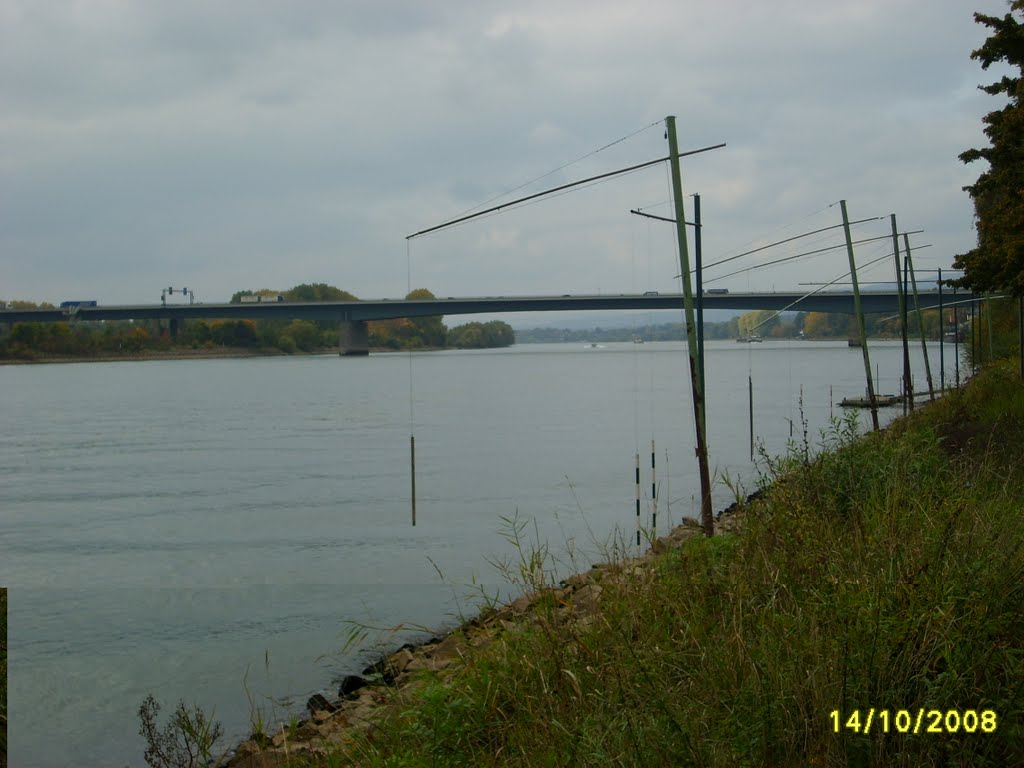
[650,439,657,539]
[664,448,671,530]
[748,374,754,462]
[635,453,641,550]
[410,434,417,527]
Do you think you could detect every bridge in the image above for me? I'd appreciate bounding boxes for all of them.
[0,289,974,355]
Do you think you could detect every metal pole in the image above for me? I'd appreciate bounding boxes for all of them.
[635,453,642,550]
[666,115,714,537]
[840,200,879,430]
[939,268,945,392]
[890,215,912,413]
[905,235,935,401]
[748,374,754,461]
[695,193,706,407]
[650,439,657,539]
[971,298,977,374]
[954,284,960,388]
[986,295,993,363]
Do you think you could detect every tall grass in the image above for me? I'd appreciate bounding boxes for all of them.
[294,362,1024,768]
[1,587,6,768]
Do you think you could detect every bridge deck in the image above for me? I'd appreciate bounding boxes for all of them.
[0,290,973,325]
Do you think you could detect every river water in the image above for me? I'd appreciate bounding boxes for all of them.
[0,339,961,767]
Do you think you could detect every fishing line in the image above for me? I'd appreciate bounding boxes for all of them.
[407,239,417,527]
[448,119,665,222]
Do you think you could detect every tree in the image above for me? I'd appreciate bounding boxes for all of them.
[955,2,1024,296]
[448,320,515,348]
[403,288,447,347]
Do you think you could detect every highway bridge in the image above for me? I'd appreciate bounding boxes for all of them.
[0,289,974,355]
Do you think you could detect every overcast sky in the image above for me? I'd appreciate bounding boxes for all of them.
[0,0,1013,325]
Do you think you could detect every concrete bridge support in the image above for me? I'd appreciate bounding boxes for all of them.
[339,319,369,356]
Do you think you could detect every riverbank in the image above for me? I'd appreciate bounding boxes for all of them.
[0,346,450,365]
[211,360,1023,767]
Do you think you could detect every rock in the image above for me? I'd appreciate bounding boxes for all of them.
[306,693,338,714]
[338,674,368,698]
[385,648,415,678]
[571,583,603,614]
[510,592,533,613]
[430,633,464,662]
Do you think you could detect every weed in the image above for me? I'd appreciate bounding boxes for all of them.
[137,694,224,768]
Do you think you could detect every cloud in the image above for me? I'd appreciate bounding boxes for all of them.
[0,0,1010,305]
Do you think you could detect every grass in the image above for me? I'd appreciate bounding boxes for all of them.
[1,588,6,768]
[146,361,1024,767]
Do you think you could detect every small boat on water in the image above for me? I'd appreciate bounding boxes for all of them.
[839,394,902,408]
[737,335,763,343]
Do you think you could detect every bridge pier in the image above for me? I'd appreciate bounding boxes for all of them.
[339,319,369,356]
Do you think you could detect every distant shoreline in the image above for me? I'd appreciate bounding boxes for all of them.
[0,346,450,366]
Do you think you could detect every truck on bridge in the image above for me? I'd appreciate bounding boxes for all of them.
[59,300,98,308]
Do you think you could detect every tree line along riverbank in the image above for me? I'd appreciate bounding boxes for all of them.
[0,284,514,361]
[138,359,1023,768]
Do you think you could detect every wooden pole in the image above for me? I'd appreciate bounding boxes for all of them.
[840,200,879,430]
[748,374,754,462]
[635,453,642,550]
[905,235,935,401]
[410,435,417,526]
[890,215,913,413]
[665,115,714,537]
[650,439,657,539]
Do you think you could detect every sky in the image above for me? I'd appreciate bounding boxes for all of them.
[0,0,1014,327]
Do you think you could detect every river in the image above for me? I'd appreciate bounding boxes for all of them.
[0,339,962,767]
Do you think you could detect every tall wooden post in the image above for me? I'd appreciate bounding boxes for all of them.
[840,200,879,430]
[890,215,912,413]
[666,115,714,537]
[905,235,935,400]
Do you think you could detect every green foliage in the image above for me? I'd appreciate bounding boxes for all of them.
[285,283,359,303]
[965,297,1022,368]
[1,588,6,768]
[137,694,224,768]
[447,321,514,349]
[956,2,1024,295]
[402,288,447,348]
